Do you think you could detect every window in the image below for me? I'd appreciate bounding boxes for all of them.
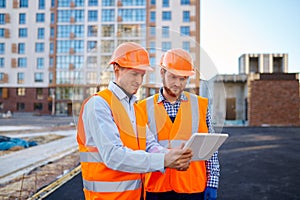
[101,25,114,37]
[37,58,44,69]
[0,58,4,68]
[36,13,45,22]
[122,0,145,6]
[102,9,114,22]
[51,13,55,24]
[74,0,84,6]
[19,0,28,8]
[86,72,97,84]
[162,26,169,38]
[88,0,98,6]
[101,40,114,53]
[181,0,190,5]
[34,72,43,82]
[49,72,53,84]
[180,26,190,36]
[0,14,5,24]
[150,11,156,22]
[0,43,4,54]
[162,42,171,51]
[58,10,71,22]
[182,41,190,52]
[37,28,45,39]
[118,9,145,22]
[87,41,97,52]
[35,43,44,53]
[18,58,27,68]
[19,13,26,24]
[50,27,55,37]
[102,0,114,6]
[0,72,4,80]
[49,57,54,67]
[0,0,5,8]
[74,10,84,22]
[0,28,4,37]
[19,28,28,38]
[162,11,171,20]
[57,41,69,53]
[183,11,190,22]
[150,0,156,5]
[88,10,98,22]
[87,56,97,68]
[150,27,156,36]
[17,103,25,111]
[36,88,43,100]
[149,41,155,54]
[72,41,84,53]
[39,0,45,9]
[162,0,169,7]
[74,25,84,38]
[17,73,25,84]
[18,43,25,54]
[57,25,69,38]
[88,25,97,37]
[34,103,43,111]
[50,43,54,54]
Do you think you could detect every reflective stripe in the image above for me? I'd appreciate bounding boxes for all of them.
[190,93,199,133]
[146,96,157,138]
[83,179,141,193]
[80,151,103,163]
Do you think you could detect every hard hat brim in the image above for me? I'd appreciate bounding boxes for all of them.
[129,65,154,72]
[109,61,154,72]
[161,65,195,76]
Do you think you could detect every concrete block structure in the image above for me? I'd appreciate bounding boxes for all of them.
[211,53,300,127]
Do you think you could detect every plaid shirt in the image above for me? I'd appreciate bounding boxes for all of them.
[158,88,220,188]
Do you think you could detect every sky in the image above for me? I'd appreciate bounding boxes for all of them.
[200,0,300,74]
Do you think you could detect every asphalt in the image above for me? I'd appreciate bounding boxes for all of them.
[1,114,300,200]
[45,126,300,200]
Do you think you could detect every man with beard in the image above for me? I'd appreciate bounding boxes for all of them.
[77,43,193,200]
[138,48,220,200]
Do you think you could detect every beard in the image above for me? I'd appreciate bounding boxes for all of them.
[162,76,178,98]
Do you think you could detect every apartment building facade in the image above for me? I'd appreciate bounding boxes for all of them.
[0,0,200,116]
[0,0,51,115]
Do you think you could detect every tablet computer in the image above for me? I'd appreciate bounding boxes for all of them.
[183,133,229,160]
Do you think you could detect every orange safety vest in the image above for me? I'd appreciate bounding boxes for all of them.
[77,89,147,200]
[139,92,208,193]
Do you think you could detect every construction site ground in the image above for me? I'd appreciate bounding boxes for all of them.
[1,113,300,200]
[0,113,79,199]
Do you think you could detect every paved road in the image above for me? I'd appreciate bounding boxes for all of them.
[45,126,300,200]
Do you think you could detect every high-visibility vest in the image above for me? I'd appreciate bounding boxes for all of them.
[77,89,146,200]
[138,92,208,193]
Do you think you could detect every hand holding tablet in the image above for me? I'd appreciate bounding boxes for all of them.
[183,133,229,160]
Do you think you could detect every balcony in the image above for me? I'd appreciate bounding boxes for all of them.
[4,29,10,38]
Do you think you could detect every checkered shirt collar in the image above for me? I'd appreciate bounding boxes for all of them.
[157,88,188,103]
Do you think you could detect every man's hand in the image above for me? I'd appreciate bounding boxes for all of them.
[164,143,192,171]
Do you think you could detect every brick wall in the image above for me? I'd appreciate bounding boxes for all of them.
[0,88,51,115]
[248,77,300,126]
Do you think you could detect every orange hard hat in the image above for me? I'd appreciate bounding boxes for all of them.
[160,48,195,76]
[109,42,153,71]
